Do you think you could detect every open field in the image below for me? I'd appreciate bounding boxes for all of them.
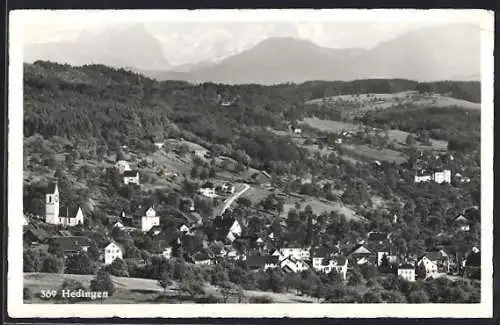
[24,272,316,304]
[341,144,408,164]
[306,91,480,113]
[281,196,361,221]
[301,117,448,151]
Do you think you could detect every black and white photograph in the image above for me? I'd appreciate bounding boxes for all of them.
[7,9,494,318]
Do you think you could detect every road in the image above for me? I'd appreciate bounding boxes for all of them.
[218,183,250,215]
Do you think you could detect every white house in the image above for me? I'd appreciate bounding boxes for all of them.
[280,255,310,273]
[454,215,471,232]
[433,170,452,184]
[221,183,235,194]
[312,256,348,280]
[179,224,190,233]
[414,174,432,183]
[139,207,159,232]
[104,242,123,265]
[417,256,438,279]
[123,170,140,185]
[293,128,302,135]
[226,220,242,243]
[277,247,310,261]
[397,263,416,282]
[199,187,216,198]
[115,160,131,174]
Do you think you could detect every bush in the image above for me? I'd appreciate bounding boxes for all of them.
[249,295,274,303]
[90,269,116,297]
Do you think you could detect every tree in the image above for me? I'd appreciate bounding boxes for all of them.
[66,253,96,275]
[363,290,383,303]
[406,134,417,147]
[41,255,64,273]
[108,258,129,277]
[90,269,116,297]
[218,281,239,303]
[157,271,172,293]
[178,278,205,302]
[190,166,198,179]
[408,289,430,303]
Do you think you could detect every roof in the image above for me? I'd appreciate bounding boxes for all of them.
[423,250,449,261]
[311,246,331,258]
[123,170,139,177]
[60,206,82,218]
[246,255,279,267]
[193,251,212,261]
[367,231,389,242]
[398,263,415,269]
[465,251,481,267]
[48,236,93,252]
[105,241,125,251]
[23,226,50,242]
[348,244,374,256]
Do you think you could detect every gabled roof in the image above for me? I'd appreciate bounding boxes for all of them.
[398,263,415,269]
[193,251,212,261]
[60,206,82,219]
[105,241,125,252]
[48,236,93,252]
[246,255,279,267]
[23,225,50,242]
[367,231,389,242]
[123,170,139,177]
[423,249,449,261]
[348,244,374,256]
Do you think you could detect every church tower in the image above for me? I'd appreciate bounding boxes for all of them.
[45,182,60,224]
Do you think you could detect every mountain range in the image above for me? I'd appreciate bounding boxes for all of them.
[24,23,480,84]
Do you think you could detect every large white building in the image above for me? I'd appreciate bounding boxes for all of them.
[45,183,84,226]
[398,264,416,282]
[123,170,140,185]
[274,247,310,261]
[115,160,131,174]
[104,241,123,265]
[140,207,160,232]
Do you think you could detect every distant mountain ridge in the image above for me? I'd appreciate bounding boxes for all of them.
[24,23,480,84]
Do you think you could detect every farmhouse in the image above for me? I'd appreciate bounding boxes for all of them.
[104,241,124,265]
[275,247,310,261]
[246,255,279,271]
[414,169,451,184]
[226,220,242,243]
[463,247,480,279]
[397,263,416,282]
[48,236,93,257]
[422,249,451,273]
[115,160,131,174]
[347,244,375,265]
[416,256,438,279]
[312,255,348,279]
[280,255,310,273]
[453,214,471,232]
[23,225,49,245]
[123,170,140,185]
[139,207,160,232]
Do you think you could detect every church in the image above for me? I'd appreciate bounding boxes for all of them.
[45,183,84,227]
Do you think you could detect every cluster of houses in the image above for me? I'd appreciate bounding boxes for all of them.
[24,180,481,284]
[414,169,452,184]
[115,160,140,185]
[198,181,236,198]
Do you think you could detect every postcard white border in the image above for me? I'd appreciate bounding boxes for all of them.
[8,9,495,318]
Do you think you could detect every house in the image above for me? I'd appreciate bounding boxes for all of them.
[376,252,398,267]
[151,233,180,258]
[246,255,279,271]
[139,207,160,232]
[416,256,438,279]
[276,247,310,261]
[422,249,451,273]
[23,225,49,245]
[147,225,162,236]
[179,224,191,234]
[347,244,375,265]
[433,170,452,184]
[47,236,93,256]
[226,220,242,243]
[293,127,302,135]
[193,251,213,265]
[123,170,140,185]
[397,263,416,282]
[115,160,131,174]
[23,215,29,226]
[453,215,471,232]
[162,247,173,260]
[199,187,216,198]
[463,247,480,279]
[312,256,348,280]
[367,231,389,244]
[154,142,164,149]
[221,182,235,195]
[104,241,124,265]
[280,255,310,273]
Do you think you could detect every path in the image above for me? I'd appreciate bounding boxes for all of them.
[218,183,250,215]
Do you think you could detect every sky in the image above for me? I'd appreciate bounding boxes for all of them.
[18,9,486,65]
